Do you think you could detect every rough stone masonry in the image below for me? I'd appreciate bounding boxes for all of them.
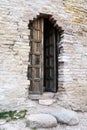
[0,0,87,111]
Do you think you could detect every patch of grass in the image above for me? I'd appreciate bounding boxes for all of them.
[25,122,30,128]
[31,128,37,130]
[0,110,27,121]
[25,122,37,130]
[14,110,27,119]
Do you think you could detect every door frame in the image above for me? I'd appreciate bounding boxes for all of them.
[28,13,62,95]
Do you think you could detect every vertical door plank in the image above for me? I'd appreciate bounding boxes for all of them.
[29,18,44,94]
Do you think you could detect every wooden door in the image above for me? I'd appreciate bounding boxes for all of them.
[28,18,43,94]
[44,19,57,92]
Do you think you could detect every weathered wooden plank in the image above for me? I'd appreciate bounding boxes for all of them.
[29,18,43,94]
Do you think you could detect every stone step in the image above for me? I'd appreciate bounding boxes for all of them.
[39,99,56,106]
[29,92,56,100]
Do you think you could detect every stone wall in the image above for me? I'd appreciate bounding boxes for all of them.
[0,0,87,111]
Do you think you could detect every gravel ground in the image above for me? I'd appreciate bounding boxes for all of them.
[0,100,87,130]
[0,112,87,130]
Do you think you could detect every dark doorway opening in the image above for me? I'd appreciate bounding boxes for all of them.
[44,18,58,92]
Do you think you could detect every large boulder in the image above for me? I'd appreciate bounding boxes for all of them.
[41,108,79,126]
[26,113,57,128]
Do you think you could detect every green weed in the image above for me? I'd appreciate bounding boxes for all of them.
[0,110,27,121]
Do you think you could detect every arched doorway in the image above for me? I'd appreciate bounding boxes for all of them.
[28,14,61,94]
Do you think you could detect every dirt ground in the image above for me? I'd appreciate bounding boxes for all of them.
[0,102,87,130]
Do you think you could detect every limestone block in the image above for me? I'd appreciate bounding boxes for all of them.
[26,114,57,128]
[41,108,79,125]
[39,99,56,106]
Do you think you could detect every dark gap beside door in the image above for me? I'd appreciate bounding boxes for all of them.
[44,18,58,92]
